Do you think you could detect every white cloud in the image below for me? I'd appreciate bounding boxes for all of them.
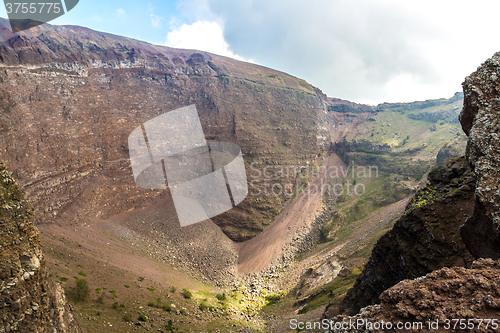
[165,21,250,62]
[116,8,126,16]
[193,0,500,104]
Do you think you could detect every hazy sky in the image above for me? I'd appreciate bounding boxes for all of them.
[1,0,499,105]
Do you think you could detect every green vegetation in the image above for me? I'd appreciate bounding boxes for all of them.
[96,293,105,304]
[164,320,175,332]
[138,314,147,322]
[321,175,411,242]
[339,97,466,181]
[122,313,133,322]
[410,186,438,209]
[265,292,284,305]
[181,289,192,299]
[147,297,173,312]
[199,301,209,311]
[75,279,89,301]
[216,293,227,301]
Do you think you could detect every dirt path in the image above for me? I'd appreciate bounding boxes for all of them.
[237,152,345,274]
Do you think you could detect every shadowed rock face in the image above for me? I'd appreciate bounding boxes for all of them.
[460,53,500,259]
[0,164,82,333]
[336,157,475,316]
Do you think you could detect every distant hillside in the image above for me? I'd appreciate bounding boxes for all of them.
[320,93,467,242]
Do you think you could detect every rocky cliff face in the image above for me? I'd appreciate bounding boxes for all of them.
[0,164,81,333]
[333,157,475,316]
[331,259,500,332]
[460,52,500,258]
[0,18,329,241]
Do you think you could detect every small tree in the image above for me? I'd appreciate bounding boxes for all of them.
[76,279,90,301]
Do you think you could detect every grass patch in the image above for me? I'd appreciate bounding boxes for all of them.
[265,292,284,305]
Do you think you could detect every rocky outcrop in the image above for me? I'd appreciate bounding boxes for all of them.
[460,52,500,259]
[331,259,500,332]
[335,157,475,316]
[0,164,82,332]
[327,97,375,113]
[435,139,466,166]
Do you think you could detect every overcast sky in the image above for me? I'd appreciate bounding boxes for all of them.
[2,0,500,104]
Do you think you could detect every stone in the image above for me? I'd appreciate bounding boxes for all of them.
[460,51,500,259]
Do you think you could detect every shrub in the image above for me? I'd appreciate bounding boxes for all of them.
[138,314,147,322]
[122,313,132,322]
[199,302,208,311]
[181,289,192,299]
[96,293,105,304]
[216,293,227,301]
[112,302,119,309]
[162,304,172,312]
[75,279,89,301]
[170,286,176,293]
[77,271,86,277]
[60,277,68,282]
